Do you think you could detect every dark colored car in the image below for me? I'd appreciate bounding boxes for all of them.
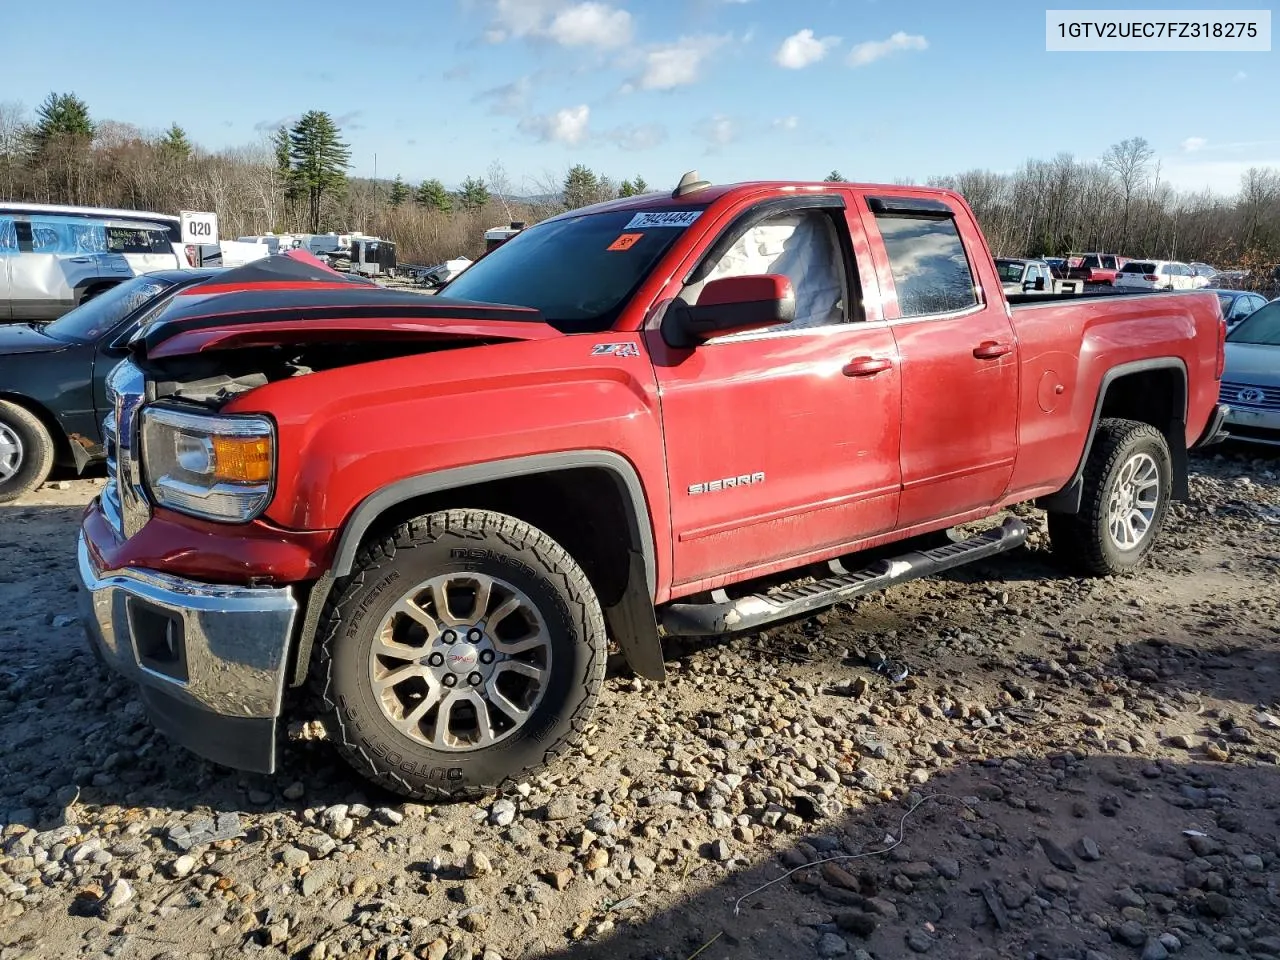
[1208,288,1270,330]
[0,269,219,502]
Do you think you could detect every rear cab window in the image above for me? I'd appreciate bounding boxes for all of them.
[870,198,979,318]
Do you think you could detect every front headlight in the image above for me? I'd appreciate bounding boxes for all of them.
[140,406,275,522]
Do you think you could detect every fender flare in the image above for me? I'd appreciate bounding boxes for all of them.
[290,451,666,687]
[1036,357,1189,514]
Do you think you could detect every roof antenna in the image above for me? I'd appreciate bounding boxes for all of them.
[673,170,711,199]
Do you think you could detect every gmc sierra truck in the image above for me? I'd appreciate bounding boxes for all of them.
[77,176,1230,800]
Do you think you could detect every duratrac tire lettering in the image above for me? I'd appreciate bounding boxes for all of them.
[309,508,607,801]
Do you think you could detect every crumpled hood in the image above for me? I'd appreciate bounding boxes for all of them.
[0,324,68,356]
[134,286,561,360]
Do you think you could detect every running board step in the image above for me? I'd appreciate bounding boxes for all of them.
[659,517,1029,637]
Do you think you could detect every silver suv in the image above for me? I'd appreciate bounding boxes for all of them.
[1,203,188,321]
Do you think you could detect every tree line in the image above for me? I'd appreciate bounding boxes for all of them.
[2,94,1277,279]
[830,138,1280,281]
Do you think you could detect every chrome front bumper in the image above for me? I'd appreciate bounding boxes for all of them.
[1223,403,1280,445]
[76,533,299,772]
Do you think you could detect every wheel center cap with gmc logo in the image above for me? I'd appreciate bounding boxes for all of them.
[446,644,481,673]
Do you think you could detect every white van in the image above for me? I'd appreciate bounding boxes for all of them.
[0,203,188,321]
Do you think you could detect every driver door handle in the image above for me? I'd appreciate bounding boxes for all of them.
[973,340,1013,360]
[843,356,893,377]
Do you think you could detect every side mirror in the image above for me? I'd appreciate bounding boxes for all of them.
[663,274,796,348]
[1024,277,1046,291]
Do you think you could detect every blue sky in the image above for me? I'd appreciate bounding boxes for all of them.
[6,0,1277,195]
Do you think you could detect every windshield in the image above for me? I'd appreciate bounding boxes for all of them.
[995,260,1025,283]
[1217,294,1235,316]
[440,207,702,333]
[1227,301,1280,346]
[42,275,174,343]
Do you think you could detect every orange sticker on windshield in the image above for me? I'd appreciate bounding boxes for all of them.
[607,232,643,251]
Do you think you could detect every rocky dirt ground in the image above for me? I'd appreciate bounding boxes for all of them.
[1,449,1279,960]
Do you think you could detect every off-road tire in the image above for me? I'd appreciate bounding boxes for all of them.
[311,509,607,801]
[0,401,55,504]
[1047,418,1172,577]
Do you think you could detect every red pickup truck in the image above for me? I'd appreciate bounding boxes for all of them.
[1066,252,1129,285]
[77,177,1229,799]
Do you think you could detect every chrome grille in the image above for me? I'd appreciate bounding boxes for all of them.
[103,360,150,537]
[1220,380,1280,412]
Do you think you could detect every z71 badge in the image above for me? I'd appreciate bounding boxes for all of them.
[591,342,640,358]
[688,472,765,495]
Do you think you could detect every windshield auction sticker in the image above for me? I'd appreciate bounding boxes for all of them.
[625,211,703,229]
[607,233,644,251]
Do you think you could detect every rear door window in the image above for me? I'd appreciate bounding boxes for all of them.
[875,214,979,318]
[0,217,15,253]
[27,216,106,254]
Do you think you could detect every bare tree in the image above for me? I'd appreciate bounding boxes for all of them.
[1102,136,1154,251]
[486,159,515,223]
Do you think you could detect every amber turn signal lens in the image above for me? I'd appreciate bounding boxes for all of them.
[212,435,272,483]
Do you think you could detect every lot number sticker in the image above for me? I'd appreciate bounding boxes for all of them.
[624,210,702,229]
[180,210,219,245]
[607,232,644,251]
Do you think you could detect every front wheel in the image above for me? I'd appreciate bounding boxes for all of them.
[0,401,55,504]
[312,509,607,800]
[1047,418,1172,576]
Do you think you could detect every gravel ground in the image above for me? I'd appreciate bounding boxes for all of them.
[1,450,1278,960]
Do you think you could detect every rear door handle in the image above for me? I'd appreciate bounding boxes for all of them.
[843,356,893,377]
[973,341,1013,360]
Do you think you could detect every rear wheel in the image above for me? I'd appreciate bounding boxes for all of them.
[312,509,607,800]
[1048,418,1172,576]
[0,401,55,503]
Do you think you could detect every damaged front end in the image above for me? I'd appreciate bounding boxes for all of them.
[78,266,561,773]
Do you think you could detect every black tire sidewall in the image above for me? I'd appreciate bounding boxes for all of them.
[326,520,601,797]
[1095,427,1171,571]
[0,404,53,502]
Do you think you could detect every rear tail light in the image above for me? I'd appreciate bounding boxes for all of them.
[184,244,197,266]
[1144,274,1158,281]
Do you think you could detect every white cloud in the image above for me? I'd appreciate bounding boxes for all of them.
[518,104,591,145]
[847,31,928,67]
[1234,70,1248,82]
[1181,136,1208,153]
[475,76,532,116]
[484,0,557,43]
[485,0,632,49]
[633,34,731,90]
[608,123,668,150]
[775,29,840,69]
[773,115,800,130]
[696,114,737,149]
[547,2,633,48]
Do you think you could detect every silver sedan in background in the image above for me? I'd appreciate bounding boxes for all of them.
[1221,299,1280,447]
